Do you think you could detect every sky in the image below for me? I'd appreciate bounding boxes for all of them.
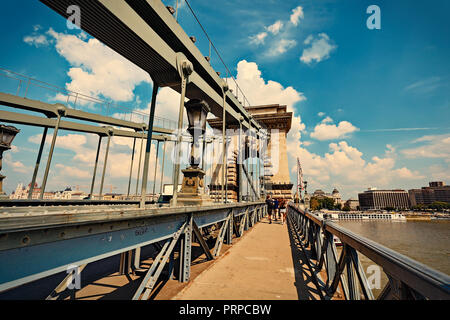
[0,0,449,200]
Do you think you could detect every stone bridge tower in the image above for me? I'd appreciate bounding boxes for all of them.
[207,104,293,202]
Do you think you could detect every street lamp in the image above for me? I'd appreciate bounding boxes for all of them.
[172,99,213,206]
[0,124,20,198]
[185,98,210,168]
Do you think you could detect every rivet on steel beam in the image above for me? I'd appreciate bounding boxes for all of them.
[166,6,176,15]
[205,56,211,62]
[190,36,196,43]
[216,72,221,76]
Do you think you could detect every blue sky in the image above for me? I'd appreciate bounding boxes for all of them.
[0,0,449,199]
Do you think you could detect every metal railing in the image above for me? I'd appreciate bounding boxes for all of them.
[0,202,267,298]
[287,203,450,300]
[0,67,179,130]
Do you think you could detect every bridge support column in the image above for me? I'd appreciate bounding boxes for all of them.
[140,83,159,207]
[238,117,244,202]
[172,56,193,207]
[127,137,136,197]
[135,129,145,196]
[151,140,160,202]
[99,128,113,198]
[221,81,229,203]
[159,137,167,195]
[88,135,102,199]
[40,106,65,199]
[28,127,47,199]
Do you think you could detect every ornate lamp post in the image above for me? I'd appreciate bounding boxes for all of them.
[0,124,20,198]
[172,99,213,206]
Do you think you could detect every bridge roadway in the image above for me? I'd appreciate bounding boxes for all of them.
[173,216,322,300]
[0,202,334,300]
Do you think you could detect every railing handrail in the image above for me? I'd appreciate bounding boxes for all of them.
[288,203,450,300]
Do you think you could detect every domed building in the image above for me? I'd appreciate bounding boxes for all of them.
[310,187,344,207]
[331,188,342,206]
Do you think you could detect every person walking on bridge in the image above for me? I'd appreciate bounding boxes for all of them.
[273,198,279,222]
[266,195,273,224]
[280,199,287,225]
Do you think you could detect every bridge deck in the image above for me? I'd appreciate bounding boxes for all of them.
[173,216,322,300]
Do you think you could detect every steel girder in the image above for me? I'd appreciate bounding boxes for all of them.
[39,0,260,131]
[0,202,265,295]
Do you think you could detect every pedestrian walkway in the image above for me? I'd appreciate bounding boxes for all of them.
[173,216,322,300]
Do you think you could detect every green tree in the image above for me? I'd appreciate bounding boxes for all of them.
[342,203,351,211]
[310,197,320,210]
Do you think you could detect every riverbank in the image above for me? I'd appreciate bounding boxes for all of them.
[405,215,432,221]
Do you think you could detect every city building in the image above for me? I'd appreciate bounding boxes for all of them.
[408,181,450,206]
[10,182,42,199]
[358,189,410,210]
[311,188,344,206]
[345,199,360,211]
[9,183,88,200]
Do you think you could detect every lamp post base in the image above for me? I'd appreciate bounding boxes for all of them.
[0,175,8,199]
[171,167,213,206]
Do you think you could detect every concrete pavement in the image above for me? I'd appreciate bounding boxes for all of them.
[173,216,322,300]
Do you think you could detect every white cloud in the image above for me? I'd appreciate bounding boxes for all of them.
[23,34,49,47]
[3,153,31,174]
[300,33,337,64]
[55,164,91,179]
[291,142,425,199]
[46,28,150,102]
[317,112,325,117]
[226,60,306,179]
[310,119,359,140]
[266,20,284,35]
[266,39,297,57]
[249,32,268,45]
[321,116,333,124]
[227,60,306,112]
[290,6,304,26]
[404,76,442,94]
[401,134,450,159]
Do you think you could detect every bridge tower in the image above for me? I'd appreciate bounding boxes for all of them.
[207,104,293,202]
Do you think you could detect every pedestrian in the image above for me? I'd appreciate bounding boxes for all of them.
[273,198,279,221]
[265,195,273,224]
[280,200,287,225]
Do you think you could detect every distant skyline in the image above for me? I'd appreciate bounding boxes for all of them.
[0,0,449,200]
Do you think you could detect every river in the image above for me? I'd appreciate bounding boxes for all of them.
[334,219,450,297]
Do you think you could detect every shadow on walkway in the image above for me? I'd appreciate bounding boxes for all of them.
[285,217,323,300]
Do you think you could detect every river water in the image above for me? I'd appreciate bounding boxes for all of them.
[334,219,450,297]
